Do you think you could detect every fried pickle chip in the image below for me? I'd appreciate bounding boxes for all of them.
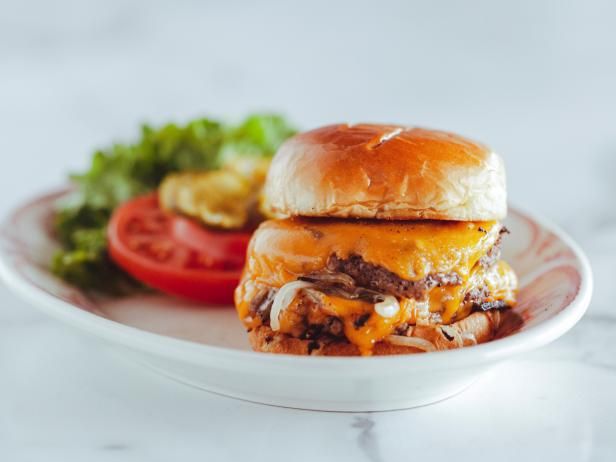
[159,158,270,229]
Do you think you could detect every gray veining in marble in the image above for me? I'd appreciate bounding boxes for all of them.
[352,416,382,462]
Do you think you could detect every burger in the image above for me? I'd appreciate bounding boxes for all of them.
[234,124,518,356]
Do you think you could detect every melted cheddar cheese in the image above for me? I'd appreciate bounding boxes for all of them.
[234,218,517,355]
[278,293,411,356]
[244,217,501,285]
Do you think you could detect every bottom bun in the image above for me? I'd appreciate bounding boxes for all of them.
[248,310,522,356]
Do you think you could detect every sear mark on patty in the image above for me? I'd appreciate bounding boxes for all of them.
[464,284,508,312]
[464,285,490,305]
[478,233,504,269]
[249,287,276,323]
[301,318,344,339]
[474,300,508,312]
[354,313,371,328]
[307,340,321,355]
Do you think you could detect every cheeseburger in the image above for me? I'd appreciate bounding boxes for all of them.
[234,124,517,356]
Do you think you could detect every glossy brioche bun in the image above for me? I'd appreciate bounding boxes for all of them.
[263,124,507,221]
[249,311,517,356]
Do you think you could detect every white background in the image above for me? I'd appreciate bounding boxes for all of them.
[1,1,614,460]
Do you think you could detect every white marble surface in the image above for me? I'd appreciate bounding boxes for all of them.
[0,1,614,460]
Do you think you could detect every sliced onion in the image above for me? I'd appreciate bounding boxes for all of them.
[461,332,477,346]
[374,295,400,318]
[385,335,436,352]
[299,271,356,290]
[269,281,313,331]
[299,271,383,302]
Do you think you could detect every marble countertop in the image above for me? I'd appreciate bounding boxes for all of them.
[1,1,614,460]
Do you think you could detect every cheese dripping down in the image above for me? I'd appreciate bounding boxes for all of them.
[269,280,401,331]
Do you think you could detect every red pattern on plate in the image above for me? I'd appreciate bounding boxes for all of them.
[514,264,581,328]
[0,190,585,341]
[0,189,104,316]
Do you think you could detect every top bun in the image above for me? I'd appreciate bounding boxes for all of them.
[263,123,507,221]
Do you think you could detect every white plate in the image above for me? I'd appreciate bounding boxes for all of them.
[0,190,593,411]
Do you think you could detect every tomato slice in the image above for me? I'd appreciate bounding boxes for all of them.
[107,192,251,305]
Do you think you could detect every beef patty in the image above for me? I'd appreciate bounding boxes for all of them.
[248,236,506,327]
[325,254,462,300]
